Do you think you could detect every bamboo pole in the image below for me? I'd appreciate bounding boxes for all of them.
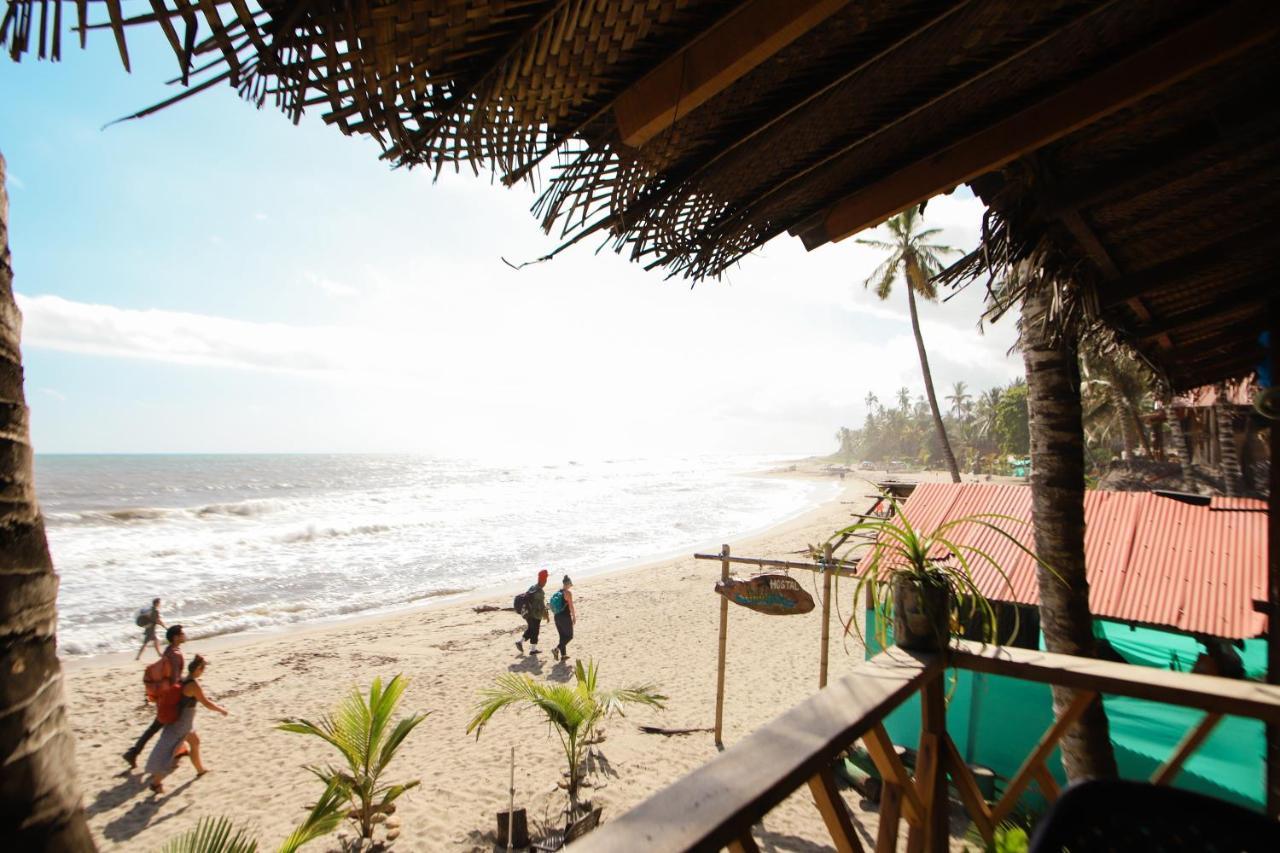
[715,543,730,747]
[1268,297,1279,817]
[507,746,515,852]
[820,543,833,688]
[694,552,860,578]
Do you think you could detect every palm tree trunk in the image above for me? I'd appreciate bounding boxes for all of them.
[1021,285,1118,781]
[1217,387,1243,497]
[0,154,95,848]
[1165,402,1194,484]
[905,283,961,483]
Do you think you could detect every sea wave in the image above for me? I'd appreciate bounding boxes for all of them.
[47,498,287,527]
[276,523,393,544]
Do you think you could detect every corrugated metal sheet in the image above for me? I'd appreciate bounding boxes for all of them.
[885,483,1268,640]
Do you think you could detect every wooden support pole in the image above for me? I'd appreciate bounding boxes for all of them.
[1151,712,1223,786]
[943,734,993,844]
[821,543,833,689]
[808,766,866,853]
[862,723,924,824]
[875,782,903,853]
[728,834,761,853]
[919,673,948,853]
[715,543,730,747]
[1030,762,1061,801]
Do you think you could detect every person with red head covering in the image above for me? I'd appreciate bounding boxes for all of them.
[515,570,550,655]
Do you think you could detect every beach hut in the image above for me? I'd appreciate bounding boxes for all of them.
[2,1,1279,849]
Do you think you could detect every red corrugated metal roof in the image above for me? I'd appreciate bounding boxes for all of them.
[879,483,1268,639]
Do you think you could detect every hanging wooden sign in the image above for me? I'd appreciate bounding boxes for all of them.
[715,574,815,615]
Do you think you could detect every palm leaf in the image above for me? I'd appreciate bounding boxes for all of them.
[277,779,346,853]
[159,816,258,853]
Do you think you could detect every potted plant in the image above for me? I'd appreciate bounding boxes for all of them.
[831,499,1051,652]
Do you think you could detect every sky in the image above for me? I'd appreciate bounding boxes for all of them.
[0,27,1023,459]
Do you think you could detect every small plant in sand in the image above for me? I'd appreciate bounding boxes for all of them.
[467,659,666,815]
[157,779,345,852]
[278,674,428,844]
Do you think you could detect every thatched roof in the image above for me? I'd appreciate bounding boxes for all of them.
[4,0,1277,390]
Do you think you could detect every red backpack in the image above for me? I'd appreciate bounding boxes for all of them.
[154,682,183,724]
[143,654,173,703]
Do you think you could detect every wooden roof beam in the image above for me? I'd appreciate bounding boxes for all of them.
[1135,282,1272,342]
[814,0,1280,245]
[612,0,850,149]
[1099,224,1280,308]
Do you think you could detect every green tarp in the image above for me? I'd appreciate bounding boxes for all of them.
[867,613,1266,812]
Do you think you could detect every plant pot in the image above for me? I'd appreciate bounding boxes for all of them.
[495,808,528,849]
[892,574,951,652]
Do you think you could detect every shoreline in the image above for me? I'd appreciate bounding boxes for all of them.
[61,464,842,673]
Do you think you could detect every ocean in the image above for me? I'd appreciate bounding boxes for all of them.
[36,454,835,656]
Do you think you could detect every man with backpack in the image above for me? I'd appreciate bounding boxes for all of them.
[514,570,549,655]
[134,597,165,660]
[123,624,185,769]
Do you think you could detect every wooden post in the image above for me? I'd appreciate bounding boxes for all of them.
[920,670,948,852]
[715,543,731,747]
[821,543,833,688]
[1268,298,1280,817]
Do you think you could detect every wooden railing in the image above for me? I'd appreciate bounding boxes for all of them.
[571,640,1280,852]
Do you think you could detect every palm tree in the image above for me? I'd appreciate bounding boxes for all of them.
[0,155,96,849]
[278,675,428,842]
[974,387,1004,449]
[896,386,911,414]
[159,780,346,853]
[1080,349,1153,465]
[946,381,972,420]
[864,391,878,412]
[1216,383,1243,497]
[467,660,665,814]
[1019,276,1117,781]
[857,205,961,482]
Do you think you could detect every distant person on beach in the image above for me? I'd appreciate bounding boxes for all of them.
[135,597,166,660]
[145,655,228,794]
[551,576,576,663]
[515,569,549,655]
[124,624,185,769]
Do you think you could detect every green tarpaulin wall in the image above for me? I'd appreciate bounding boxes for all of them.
[866,612,1266,813]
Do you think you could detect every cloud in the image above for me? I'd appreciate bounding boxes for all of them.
[304,272,359,298]
[254,212,269,221]
[6,172,25,190]
[39,388,66,401]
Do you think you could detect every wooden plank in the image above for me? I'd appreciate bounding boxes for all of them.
[694,552,860,578]
[823,0,1280,242]
[919,677,948,853]
[951,640,1280,723]
[1030,762,1060,801]
[728,833,761,853]
[821,543,834,688]
[571,649,941,852]
[990,691,1096,825]
[613,0,850,147]
[1269,297,1280,818]
[1151,712,1224,786]
[808,766,866,853]
[1135,281,1271,341]
[715,544,730,747]
[943,734,993,843]
[862,723,924,824]
[875,782,903,853]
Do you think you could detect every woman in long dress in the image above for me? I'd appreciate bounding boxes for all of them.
[145,655,228,793]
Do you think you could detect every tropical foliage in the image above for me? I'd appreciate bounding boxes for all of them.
[278,675,428,841]
[157,780,346,853]
[834,378,1031,475]
[467,660,665,812]
[855,204,962,482]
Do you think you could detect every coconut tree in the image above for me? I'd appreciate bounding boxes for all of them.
[946,381,973,421]
[1080,348,1154,464]
[1019,275,1118,781]
[467,660,665,815]
[857,206,961,482]
[0,155,96,848]
[1216,383,1243,497]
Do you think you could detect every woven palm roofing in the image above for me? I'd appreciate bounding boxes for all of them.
[2,0,1276,390]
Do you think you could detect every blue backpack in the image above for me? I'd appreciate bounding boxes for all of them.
[549,590,567,615]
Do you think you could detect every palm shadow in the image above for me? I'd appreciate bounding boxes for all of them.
[101,777,196,842]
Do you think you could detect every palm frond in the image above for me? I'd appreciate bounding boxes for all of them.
[160,816,258,853]
[277,779,346,853]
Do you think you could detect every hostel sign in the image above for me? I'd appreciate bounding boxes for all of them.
[714,574,815,616]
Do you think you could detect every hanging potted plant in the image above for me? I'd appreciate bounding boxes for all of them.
[831,499,1054,652]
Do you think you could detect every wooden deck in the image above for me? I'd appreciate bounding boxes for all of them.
[571,641,1280,852]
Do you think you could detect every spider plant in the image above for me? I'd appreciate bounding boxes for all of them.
[157,778,345,853]
[278,675,428,842]
[832,498,1054,651]
[466,660,665,815]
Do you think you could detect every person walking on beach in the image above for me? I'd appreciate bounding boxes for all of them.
[551,576,576,663]
[145,655,228,794]
[135,597,166,660]
[124,624,185,769]
[515,569,549,655]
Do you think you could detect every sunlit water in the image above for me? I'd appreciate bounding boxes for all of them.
[36,454,833,655]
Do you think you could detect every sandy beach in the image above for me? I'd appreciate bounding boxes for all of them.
[60,466,967,851]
